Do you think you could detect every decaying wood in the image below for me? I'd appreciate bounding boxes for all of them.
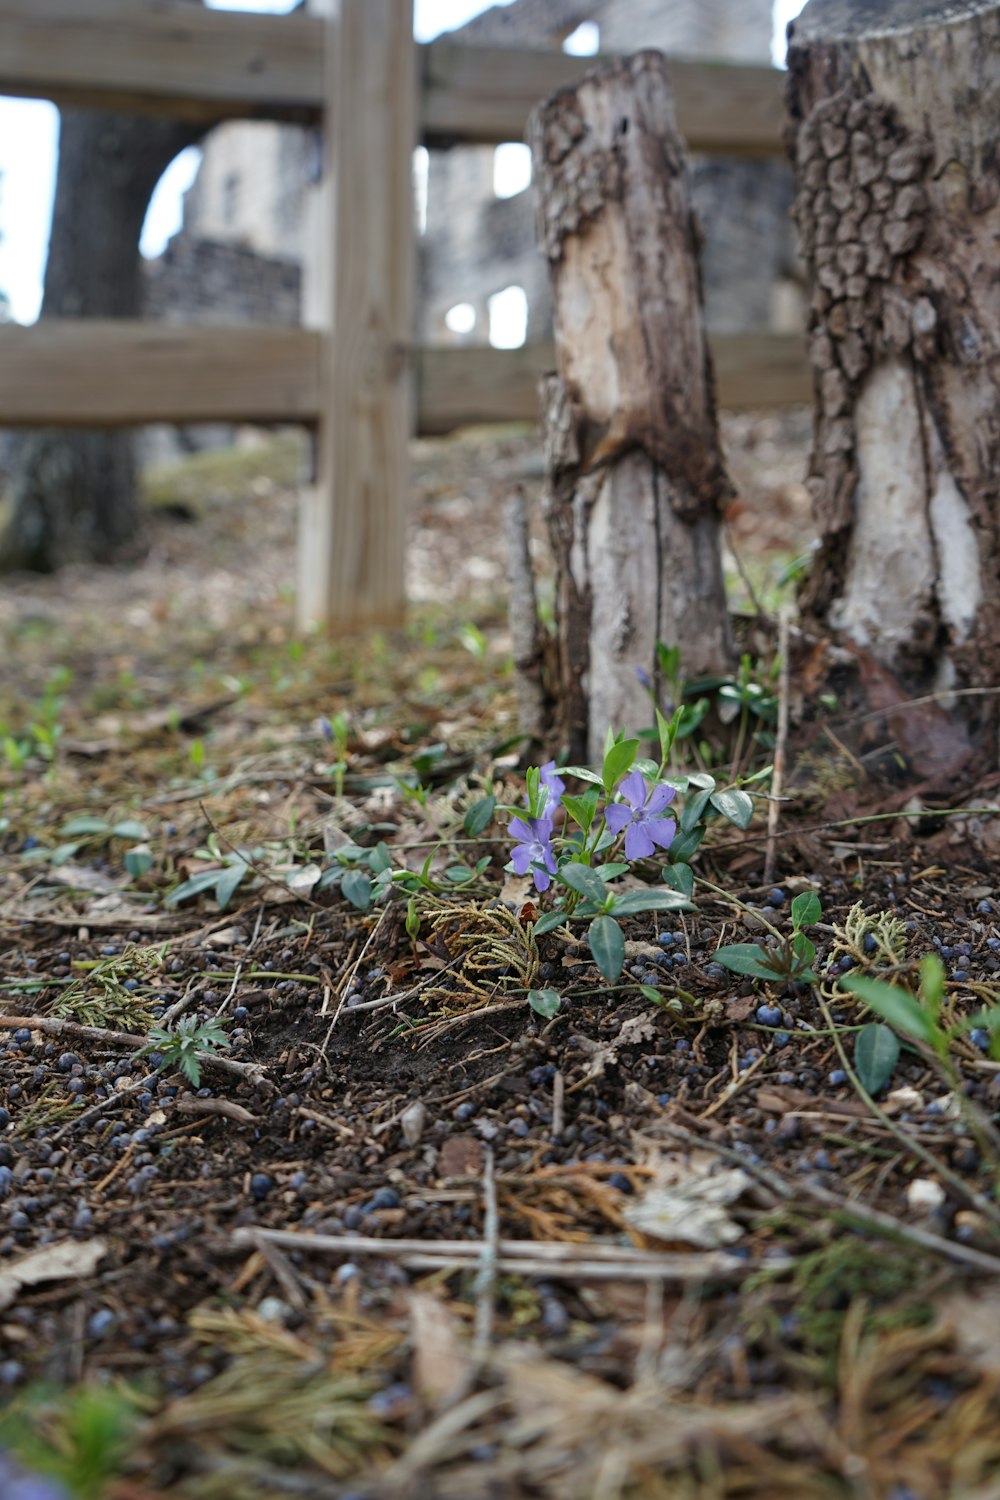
[787,0,1000,761]
[527,52,732,762]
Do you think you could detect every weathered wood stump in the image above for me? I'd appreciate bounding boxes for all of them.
[788,0,1000,760]
[526,52,732,765]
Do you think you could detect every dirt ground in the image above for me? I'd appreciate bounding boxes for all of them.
[1,416,1000,1500]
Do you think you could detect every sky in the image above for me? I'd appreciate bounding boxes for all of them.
[0,0,807,325]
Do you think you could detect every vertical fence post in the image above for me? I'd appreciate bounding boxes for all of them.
[298,0,416,631]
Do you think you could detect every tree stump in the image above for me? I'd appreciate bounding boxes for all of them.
[527,52,732,765]
[787,0,1000,758]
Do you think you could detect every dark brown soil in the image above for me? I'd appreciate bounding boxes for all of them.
[1,420,999,1500]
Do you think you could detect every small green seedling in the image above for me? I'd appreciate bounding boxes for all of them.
[142,1015,230,1087]
[714,890,821,984]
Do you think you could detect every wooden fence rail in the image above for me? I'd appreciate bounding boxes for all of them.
[0,0,802,627]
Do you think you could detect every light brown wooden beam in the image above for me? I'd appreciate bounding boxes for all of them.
[0,0,326,123]
[420,45,787,155]
[0,0,785,153]
[0,325,809,428]
[0,322,322,425]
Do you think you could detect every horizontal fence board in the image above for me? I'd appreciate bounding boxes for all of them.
[421,44,786,154]
[0,324,809,429]
[0,0,785,153]
[0,323,322,425]
[0,0,326,123]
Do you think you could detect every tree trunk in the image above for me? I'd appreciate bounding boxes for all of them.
[787,0,1000,761]
[527,52,733,765]
[0,16,207,572]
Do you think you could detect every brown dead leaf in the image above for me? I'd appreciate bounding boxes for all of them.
[437,1134,484,1179]
[0,1238,109,1312]
[409,1292,469,1407]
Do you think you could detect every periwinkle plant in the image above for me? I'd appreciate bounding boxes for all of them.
[503,710,759,1010]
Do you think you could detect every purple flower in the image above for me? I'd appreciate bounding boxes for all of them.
[539,760,565,817]
[604,770,676,862]
[508,816,558,892]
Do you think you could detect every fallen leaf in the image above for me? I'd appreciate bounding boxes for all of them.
[409,1292,469,1407]
[0,1239,108,1313]
[437,1134,484,1179]
[625,1158,751,1249]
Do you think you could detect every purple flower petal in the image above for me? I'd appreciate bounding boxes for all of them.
[648,817,676,851]
[624,822,655,861]
[509,816,534,843]
[510,845,533,875]
[646,782,676,815]
[532,867,552,893]
[604,803,632,836]
[616,769,647,809]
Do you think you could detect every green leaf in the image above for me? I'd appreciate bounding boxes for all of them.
[558,765,604,787]
[668,825,704,865]
[791,932,816,974]
[110,820,150,841]
[709,788,754,830]
[463,795,496,838]
[661,862,694,899]
[177,1051,202,1087]
[214,861,248,912]
[686,772,717,792]
[562,790,600,833]
[920,952,945,1020]
[124,847,153,879]
[341,869,373,911]
[714,942,784,979]
[60,816,110,837]
[367,841,393,874]
[532,910,567,936]
[445,865,473,883]
[838,975,938,1045]
[601,738,639,794]
[595,862,630,882]
[680,787,714,833]
[610,889,694,916]
[405,897,420,941]
[49,841,84,866]
[165,868,224,907]
[854,1022,900,1095]
[638,983,662,1003]
[528,988,561,1019]
[559,864,609,904]
[588,914,625,985]
[791,890,822,929]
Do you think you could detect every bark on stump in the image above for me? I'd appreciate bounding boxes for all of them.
[527,52,732,766]
[787,0,1000,761]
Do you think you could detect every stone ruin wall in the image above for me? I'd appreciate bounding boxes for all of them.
[420,0,799,347]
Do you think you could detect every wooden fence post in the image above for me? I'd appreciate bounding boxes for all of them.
[298,0,416,631]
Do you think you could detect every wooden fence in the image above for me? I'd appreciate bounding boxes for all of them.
[0,0,807,627]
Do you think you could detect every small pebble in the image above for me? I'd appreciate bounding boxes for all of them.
[249,1173,274,1201]
[767,887,786,908]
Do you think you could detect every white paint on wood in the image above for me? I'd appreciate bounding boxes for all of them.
[829,359,935,654]
[298,0,416,631]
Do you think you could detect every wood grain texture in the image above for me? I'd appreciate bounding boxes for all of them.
[0,323,321,424]
[0,0,785,154]
[0,328,809,428]
[297,0,416,631]
[0,0,325,122]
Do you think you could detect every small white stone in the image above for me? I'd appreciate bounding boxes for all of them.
[906,1178,946,1213]
[401,1100,427,1147]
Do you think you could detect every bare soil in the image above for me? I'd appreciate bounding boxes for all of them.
[1,417,999,1500]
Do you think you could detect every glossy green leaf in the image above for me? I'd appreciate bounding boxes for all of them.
[528,988,562,1019]
[709,788,754,830]
[589,914,625,985]
[680,787,713,833]
[838,974,938,1045]
[601,738,639,794]
[661,862,694,899]
[110,820,150,842]
[341,869,373,911]
[60,816,110,837]
[124,847,153,879]
[713,942,784,979]
[562,790,600,833]
[165,868,225,907]
[532,910,567,936]
[559,864,609,904]
[791,890,822,929]
[214,861,248,912]
[610,889,694,915]
[854,1022,900,1095]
